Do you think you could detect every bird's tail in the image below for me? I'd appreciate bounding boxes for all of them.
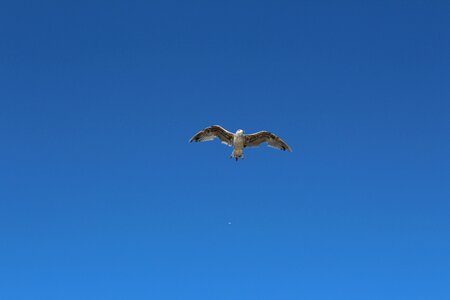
[231,149,243,161]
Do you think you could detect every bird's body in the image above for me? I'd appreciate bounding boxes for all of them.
[232,129,245,159]
[189,125,292,161]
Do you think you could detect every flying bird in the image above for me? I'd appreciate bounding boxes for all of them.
[189,125,292,161]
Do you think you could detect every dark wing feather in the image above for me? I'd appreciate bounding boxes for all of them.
[189,125,234,146]
[244,131,292,152]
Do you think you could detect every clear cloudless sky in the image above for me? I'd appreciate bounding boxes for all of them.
[1,0,449,299]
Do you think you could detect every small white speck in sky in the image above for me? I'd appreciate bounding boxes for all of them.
[228,222,232,225]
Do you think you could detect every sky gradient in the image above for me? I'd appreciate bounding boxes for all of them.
[1,0,449,299]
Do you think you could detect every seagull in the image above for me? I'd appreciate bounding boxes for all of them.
[189,125,292,161]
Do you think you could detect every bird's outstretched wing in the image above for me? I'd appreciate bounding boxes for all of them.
[189,125,234,146]
[244,131,292,152]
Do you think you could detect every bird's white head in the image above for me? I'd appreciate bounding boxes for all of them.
[236,129,244,135]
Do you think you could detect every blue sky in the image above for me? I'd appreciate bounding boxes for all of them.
[1,0,449,299]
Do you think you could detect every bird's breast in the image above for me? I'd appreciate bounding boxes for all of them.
[233,135,245,149]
